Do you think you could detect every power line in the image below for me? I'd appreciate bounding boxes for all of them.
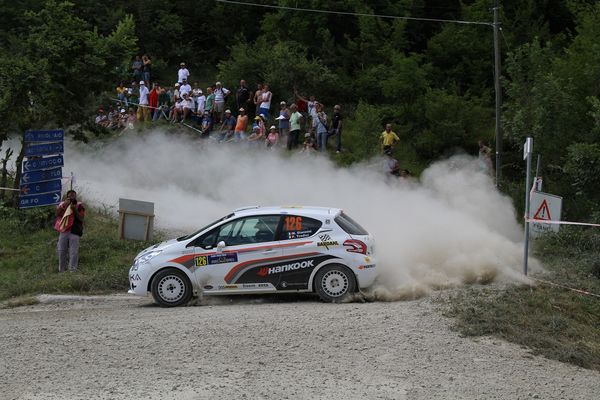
[216,0,493,27]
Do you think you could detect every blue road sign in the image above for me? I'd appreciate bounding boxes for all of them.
[24,142,64,157]
[23,130,64,143]
[20,167,63,185]
[22,155,64,172]
[20,179,62,196]
[19,191,61,209]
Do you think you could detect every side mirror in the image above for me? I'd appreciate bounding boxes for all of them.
[216,241,226,252]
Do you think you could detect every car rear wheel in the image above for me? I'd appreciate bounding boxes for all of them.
[314,264,356,303]
[151,269,193,307]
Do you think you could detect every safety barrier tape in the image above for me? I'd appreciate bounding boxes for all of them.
[530,277,600,299]
[525,218,600,228]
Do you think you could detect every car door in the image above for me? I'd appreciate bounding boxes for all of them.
[272,214,339,291]
[191,215,283,293]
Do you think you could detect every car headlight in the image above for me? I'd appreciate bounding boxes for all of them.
[133,250,163,268]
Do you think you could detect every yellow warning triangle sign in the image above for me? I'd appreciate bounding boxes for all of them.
[533,199,552,220]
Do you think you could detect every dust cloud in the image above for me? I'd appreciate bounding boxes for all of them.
[59,130,536,297]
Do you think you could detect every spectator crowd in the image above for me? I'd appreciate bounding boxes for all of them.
[95,55,423,176]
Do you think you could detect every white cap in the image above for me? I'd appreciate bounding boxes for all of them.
[270,125,276,130]
[120,108,126,113]
[225,109,231,113]
[139,80,145,85]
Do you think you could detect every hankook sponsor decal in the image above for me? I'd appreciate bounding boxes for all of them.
[257,260,314,276]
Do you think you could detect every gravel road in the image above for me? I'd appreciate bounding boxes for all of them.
[0,293,598,400]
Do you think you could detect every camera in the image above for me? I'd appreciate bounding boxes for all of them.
[70,198,77,205]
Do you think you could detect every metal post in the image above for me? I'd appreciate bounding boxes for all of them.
[523,137,533,275]
[493,4,502,188]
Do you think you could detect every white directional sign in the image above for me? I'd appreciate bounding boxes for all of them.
[529,191,562,238]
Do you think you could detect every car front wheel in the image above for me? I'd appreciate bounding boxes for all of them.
[151,269,193,307]
[314,264,356,303]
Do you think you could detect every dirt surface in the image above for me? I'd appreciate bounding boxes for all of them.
[1,293,598,400]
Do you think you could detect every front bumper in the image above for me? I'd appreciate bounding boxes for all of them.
[128,266,150,296]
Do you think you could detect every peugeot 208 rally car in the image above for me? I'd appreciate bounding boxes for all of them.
[128,206,377,307]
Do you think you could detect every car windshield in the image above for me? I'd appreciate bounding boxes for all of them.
[334,212,369,235]
[176,213,234,241]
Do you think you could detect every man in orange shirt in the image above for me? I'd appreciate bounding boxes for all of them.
[234,108,249,141]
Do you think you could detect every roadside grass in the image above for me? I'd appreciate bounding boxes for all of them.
[0,205,157,301]
[445,226,600,371]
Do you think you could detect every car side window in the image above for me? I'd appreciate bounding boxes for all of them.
[213,215,281,246]
[280,215,322,240]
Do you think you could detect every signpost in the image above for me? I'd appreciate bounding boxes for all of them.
[19,191,62,209]
[529,191,563,238]
[19,129,65,209]
[523,137,533,276]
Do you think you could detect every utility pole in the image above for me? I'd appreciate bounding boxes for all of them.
[493,2,502,187]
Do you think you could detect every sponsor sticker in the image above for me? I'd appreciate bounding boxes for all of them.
[287,230,313,239]
[317,234,338,249]
[129,274,141,281]
[242,284,256,288]
[195,253,238,267]
[257,283,270,288]
[358,264,376,270]
[257,259,315,276]
[218,285,238,290]
[208,253,238,265]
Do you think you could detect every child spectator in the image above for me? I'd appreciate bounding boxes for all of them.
[381,123,400,153]
[200,111,212,137]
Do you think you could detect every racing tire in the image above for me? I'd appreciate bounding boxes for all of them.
[314,264,356,303]
[151,269,193,307]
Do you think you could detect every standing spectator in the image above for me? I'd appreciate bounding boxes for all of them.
[178,62,189,83]
[234,108,249,141]
[253,83,263,117]
[315,103,329,152]
[294,90,318,131]
[148,83,159,120]
[381,123,400,153]
[330,104,343,153]
[154,84,169,121]
[205,87,215,117]
[236,79,251,111]
[54,190,85,272]
[129,81,139,105]
[277,101,290,143]
[266,125,279,148]
[196,89,206,117]
[259,84,272,119]
[287,103,303,150]
[218,109,236,142]
[478,140,494,176]
[137,80,150,121]
[213,81,230,123]
[179,78,192,97]
[142,54,152,85]
[116,82,128,107]
[131,55,142,82]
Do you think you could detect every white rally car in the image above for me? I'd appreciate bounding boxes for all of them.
[128,206,377,307]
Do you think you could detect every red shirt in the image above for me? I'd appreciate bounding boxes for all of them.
[296,99,307,113]
[149,89,159,108]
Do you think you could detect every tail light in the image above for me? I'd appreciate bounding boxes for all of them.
[343,239,367,254]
